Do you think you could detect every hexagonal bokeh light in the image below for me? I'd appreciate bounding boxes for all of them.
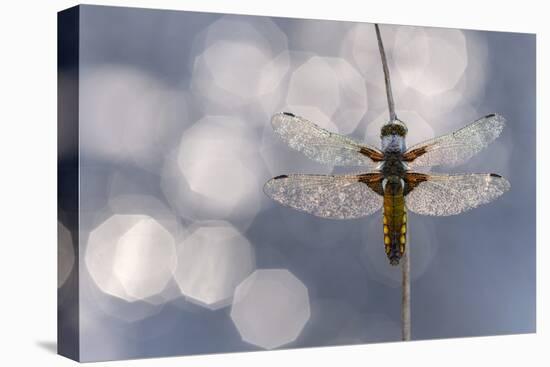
[284,17,353,55]
[342,23,468,99]
[393,26,467,96]
[190,15,289,111]
[107,182,183,241]
[230,269,311,350]
[85,214,177,302]
[286,56,368,135]
[79,65,188,172]
[287,57,339,117]
[174,221,255,310]
[161,115,263,230]
[58,221,75,288]
[260,54,369,178]
[257,51,291,96]
[340,23,489,136]
[340,23,402,112]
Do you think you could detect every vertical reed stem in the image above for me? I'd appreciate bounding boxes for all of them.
[401,239,411,340]
[374,24,397,122]
[374,23,411,341]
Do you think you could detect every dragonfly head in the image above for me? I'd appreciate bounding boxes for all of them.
[380,119,408,138]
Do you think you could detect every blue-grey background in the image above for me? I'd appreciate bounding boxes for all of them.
[58,5,535,362]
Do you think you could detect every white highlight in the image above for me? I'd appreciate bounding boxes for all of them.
[191,16,288,112]
[230,269,311,349]
[85,214,177,302]
[393,26,467,95]
[341,24,488,135]
[286,56,368,134]
[161,115,262,230]
[174,221,255,310]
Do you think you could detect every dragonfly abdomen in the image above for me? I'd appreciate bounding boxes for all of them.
[383,177,407,265]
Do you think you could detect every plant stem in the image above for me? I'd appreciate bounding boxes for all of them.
[374,24,397,122]
[374,23,410,341]
[401,241,411,340]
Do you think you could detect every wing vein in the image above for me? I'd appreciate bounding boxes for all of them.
[272,113,384,167]
[264,173,384,219]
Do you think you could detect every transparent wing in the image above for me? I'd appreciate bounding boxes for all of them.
[405,173,510,216]
[271,112,384,167]
[264,173,384,219]
[403,114,505,168]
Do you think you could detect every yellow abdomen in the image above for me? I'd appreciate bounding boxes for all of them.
[383,183,407,265]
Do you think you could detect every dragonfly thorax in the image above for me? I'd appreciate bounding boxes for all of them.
[380,120,407,153]
[381,151,406,179]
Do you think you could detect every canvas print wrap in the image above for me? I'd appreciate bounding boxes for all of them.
[58,4,535,362]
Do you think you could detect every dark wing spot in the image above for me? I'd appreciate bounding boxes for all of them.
[484,113,496,118]
[273,175,289,180]
[402,145,429,162]
[358,173,384,196]
[282,112,295,117]
[489,173,502,178]
[403,172,429,195]
[359,147,385,161]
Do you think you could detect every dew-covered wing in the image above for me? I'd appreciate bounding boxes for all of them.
[271,112,384,167]
[403,114,505,168]
[405,172,510,216]
[264,172,384,219]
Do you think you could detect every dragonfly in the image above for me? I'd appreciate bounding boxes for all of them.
[264,112,511,265]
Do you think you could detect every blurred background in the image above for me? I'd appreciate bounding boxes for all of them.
[57,5,535,362]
